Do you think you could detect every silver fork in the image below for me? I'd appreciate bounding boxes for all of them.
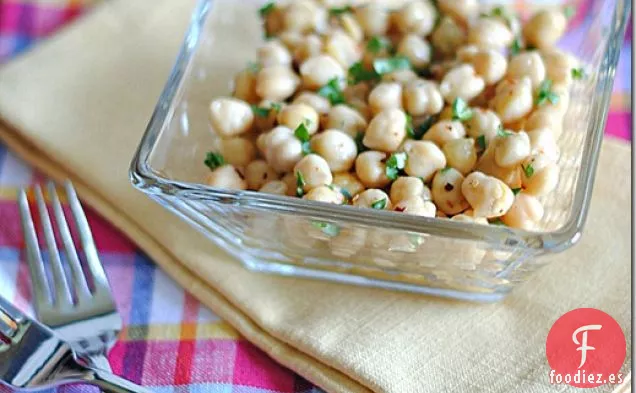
[18,180,122,372]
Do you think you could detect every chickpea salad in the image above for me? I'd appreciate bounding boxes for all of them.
[203,0,585,231]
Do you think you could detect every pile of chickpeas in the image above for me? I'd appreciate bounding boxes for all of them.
[204,0,583,231]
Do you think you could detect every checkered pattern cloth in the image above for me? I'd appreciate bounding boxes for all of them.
[0,0,631,392]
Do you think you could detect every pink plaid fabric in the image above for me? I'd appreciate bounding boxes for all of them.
[0,0,631,392]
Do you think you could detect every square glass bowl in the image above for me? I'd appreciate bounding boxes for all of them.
[130,0,630,302]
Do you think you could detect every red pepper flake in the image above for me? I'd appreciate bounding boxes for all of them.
[395,206,406,212]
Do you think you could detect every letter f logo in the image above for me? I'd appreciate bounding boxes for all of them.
[572,324,602,368]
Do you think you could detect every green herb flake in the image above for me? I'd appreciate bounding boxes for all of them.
[270,102,282,112]
[371,198,387,210]
[536,79,560,106]
[329,6,353,16]
[339,187,353,201]
[355,132,367,152]
[204,152,225,171]
[348,62,380,85]
[497,127,513,137]
[405,114,415,138]
[372,56,411,75]
[412,115,437,139]
[385,152,408,180]
[294,122,312,155]
[451,98,473,121]
[476,135,487,151]
[571,67,586,80]
[563,5,576,19]
[317,78,346,105]
[295,171,306,197]
[512,188,522,195]
[366,36,391,54]
[311,221,341,237]
[510,37,522,56]
[440,166,452,174]
[258,2,275,17]
[490,218,506,226]
[251,105,271,117]
[522,163,535,178]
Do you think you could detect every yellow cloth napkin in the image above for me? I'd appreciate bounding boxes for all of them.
[0,0,631,392]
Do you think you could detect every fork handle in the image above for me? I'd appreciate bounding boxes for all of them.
[82,366,153,393]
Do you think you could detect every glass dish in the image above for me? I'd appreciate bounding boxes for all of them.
[130,0,630,302]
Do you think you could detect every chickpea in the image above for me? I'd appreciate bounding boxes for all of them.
[259,180,288,195]
[256,66,300,101]
[281,172,298,196]
[363,108,407,152]
[461,171,514,218]
[471,49,508,85]
[542,49,579,87]
[526,128,559,162]
[253,99,282,132]
[245,159,278,190]
[394,196,437,217]
[475,145,522,188]
[353,189,392,210]
[261,126,304,173]
[300,55,346,90]
[439,64,485,104]
[206,165,247,190]
[233,69,259,103]
[294,154,333,192]
[403,79,444,116]
[332,172,365,197]
[343,83,371,116]
[311,129,357,172]
[506,52,546,89]
[548,84,570,116]
[521,154,559,197]
[491,77,534,124]
[451,212,489,225]
[278,30,305,52]
[456,45,480,62]
[432,168,470,215]
[283,0,320,33]
[494,131,531,168]
[263,5,284,37]
[442,138,477,175]
[339,14,364,42]
[523,9,567,49]
[381,69,419,85]
[324,30,361,68]
[437,0,478,26]
[390,176,431,204]
[277,103,319,134]
[467,18,514,51]
[258,40,292,68]
[402,140,447,181]
[501,193,544,230]
[325,104,367,138]
[209,97,254,137]
[423,120,466,146]
[292,92,331,115]
[221,138,256,168]
[368,82,403,115]
[355,150,391,188]
[430,16,466,58]
[397,34,432,69]
[354,4,390,37]
[303,185,344,204]
[293,34,323,64]
[525,106,564,138]
[465,108,502,143]
[394,0,437,36]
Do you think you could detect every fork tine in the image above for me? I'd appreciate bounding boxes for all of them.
[64,181,109,295]
[34,185,72,308]
[48,182,91,303]
[18,189,51,310]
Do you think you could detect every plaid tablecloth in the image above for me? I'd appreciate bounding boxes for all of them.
[0,1,631,392]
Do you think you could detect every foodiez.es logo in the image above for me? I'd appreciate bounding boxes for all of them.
[546,308,626,388]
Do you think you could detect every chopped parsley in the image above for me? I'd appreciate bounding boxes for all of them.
[563,5,575,19]
[536,79,560,106]
[329,6,353,16]
[522,163,535,178]
[317,78,346,105]
[295,171,306,197]
[251,105,271,117]
[385,152,408,180]
[440,166,452,174]
[405,114,415,138]
[337,186,353,202]
[294,122,312,155]
[512,188,522,195]
[451,98,473,121]
[366,36,392,54]
[490,218,506,226]
[497,127,513,137]
[204,152,225,170]
[371,198,387,210]
[372,56,411,75]
[411,115,437,139]
[348,62,380,85]
[510,37,522,56]
[258,2,275,17]
[571,67,586,80]
[270,102,282,112]
[311,221,341,237]
[355,132,367,152]
[476,135,487,151]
